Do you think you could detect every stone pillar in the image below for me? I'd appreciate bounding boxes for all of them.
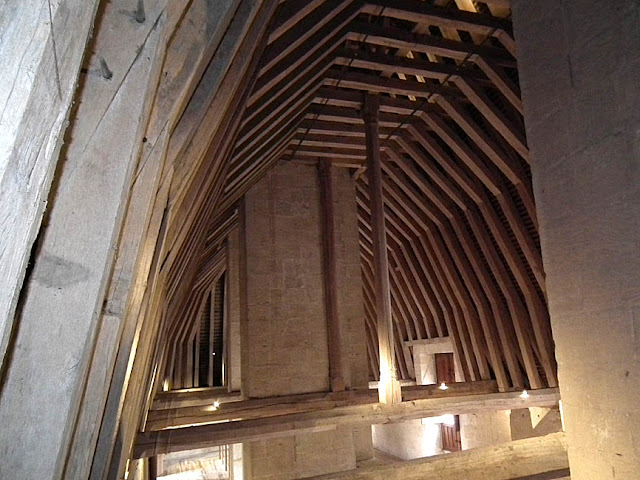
[226,226,242,393]
[241,161,368,477]
[513,1,640,477]
[460,411,512,450]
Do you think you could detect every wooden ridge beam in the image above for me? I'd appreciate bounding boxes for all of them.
[135,388,560,457]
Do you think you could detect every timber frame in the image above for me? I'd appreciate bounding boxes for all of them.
[0,1,560,478]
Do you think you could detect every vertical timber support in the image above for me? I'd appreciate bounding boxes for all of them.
[363,94,401,404]
[319,159,346,392]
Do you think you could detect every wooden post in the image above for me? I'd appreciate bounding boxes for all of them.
[318,159,346,392]
[363,93,401,404]
[148,456,158,480]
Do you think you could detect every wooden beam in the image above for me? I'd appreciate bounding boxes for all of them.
[258,0,354,75]
[268,0,326,43]
[363,94,402,404]
[335,49,488,83]
[362,0,512,36]
[325,69,461,99]
[0,0,100,370]
[347,22,515,67]
[319,160,346,392]
[134,388,560,457]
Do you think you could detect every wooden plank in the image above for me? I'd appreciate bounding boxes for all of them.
[163,0,274,272]
[134,389,560,457]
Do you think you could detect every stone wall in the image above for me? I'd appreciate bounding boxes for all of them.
[241,162,370,477]
[244,428,356,480]
[244,162,329,397]
[513,1,640,477]
[460,411,512,450]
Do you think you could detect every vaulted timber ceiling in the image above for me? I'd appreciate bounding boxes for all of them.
[163,0,557,393]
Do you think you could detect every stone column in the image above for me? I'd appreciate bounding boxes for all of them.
[513,1,640,478]
[363,93,401,405]
[226,225,242,393]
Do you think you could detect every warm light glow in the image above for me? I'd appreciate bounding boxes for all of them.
[439,382,448,390]
[213,400,220,408]
[162,380,169,392]
[520,390,529,399]
[442,414,455,426]
[124,459,130,479]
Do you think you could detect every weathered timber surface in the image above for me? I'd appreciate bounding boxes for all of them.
[135,388,559,457]
[308,433,568,479]
[0,1,175,478]
[0,0,100,371]
[67,2,244,477]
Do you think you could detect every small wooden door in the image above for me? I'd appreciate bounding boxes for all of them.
[436,353,461,451]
